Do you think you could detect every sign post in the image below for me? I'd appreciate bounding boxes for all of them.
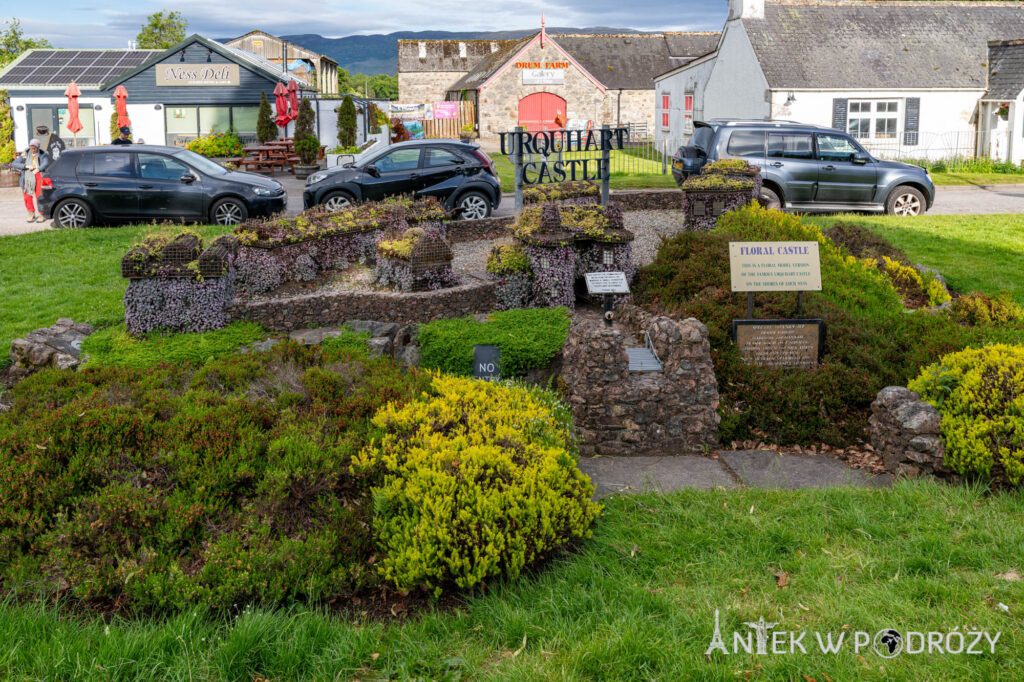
[600,123,611,206]
[728,241,825,368]
[473,345,501,381]
[585,271,630,325]
[513,125,525,215]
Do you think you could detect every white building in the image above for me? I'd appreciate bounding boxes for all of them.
[980,39,1024,165]
[655,0,1024,162]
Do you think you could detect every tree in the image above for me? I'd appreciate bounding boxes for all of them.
[293,98,319,164]
[337,95,357,147]
[336,67,352,94]
[0,89,14,163]
[257,91,276,143]
[136,10,187,50]
[0,18,52,68]
[369,74,398,100]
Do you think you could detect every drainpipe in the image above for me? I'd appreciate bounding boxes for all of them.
[616,89,622,127]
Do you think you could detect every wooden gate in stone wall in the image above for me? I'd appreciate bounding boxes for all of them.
[422,101,476,139]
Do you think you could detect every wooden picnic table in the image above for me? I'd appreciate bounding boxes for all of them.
[235,145,296,175]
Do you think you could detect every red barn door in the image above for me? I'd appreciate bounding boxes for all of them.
[518,92,567,132]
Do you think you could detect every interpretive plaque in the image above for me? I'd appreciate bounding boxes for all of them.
[584,271,630,295]
[473,345,501,381]
[729,241,822,292]
[732,319,824,369]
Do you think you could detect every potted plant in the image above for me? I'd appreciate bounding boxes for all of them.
[0,161,17,188]
[292,98,320,179]
[460,123,476,142]
[997,102,1011,121]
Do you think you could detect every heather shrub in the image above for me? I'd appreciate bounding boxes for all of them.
[951,292,1024,326]
[910,344,1024,484]
[418,308,571,377]
[353,374,599,594]
[636,203,1024,445]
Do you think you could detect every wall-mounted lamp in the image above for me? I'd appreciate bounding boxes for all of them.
[154,104,162,110]
[785,92,796,106]
[206,48,213,63]
[179,49,186,62]
[15,104,24,111]
[94,104,102,111]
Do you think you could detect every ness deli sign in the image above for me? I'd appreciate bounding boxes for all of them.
[156,64,240,87]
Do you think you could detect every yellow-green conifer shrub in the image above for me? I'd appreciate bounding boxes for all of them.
[909,344,1024,483]
[354,375,600,595]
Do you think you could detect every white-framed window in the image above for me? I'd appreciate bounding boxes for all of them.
[848,100,899,139]
[683,92,694,134]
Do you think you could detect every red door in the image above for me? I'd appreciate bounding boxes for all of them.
[518,92,567,132]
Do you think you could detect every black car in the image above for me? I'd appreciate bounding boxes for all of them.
[303,140,501,219]
[671,120,935,216]
[40,145,287,228]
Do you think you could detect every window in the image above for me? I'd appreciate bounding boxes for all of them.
[816,134,862,162]
[199,106,231,134]
[848,100,899,139]
[767,133,813,159]
[376,148,421,172]
[165,106,264,146]
[726,130,766,158]
[684,93,694,133]
[425,148,462,167]
[138,153,190,181]
[661,93,670,130]
[80,151,134,177]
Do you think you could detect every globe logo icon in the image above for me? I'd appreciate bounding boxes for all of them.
[873,629,903,658]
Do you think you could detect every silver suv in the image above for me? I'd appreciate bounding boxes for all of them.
[671,120,935,216]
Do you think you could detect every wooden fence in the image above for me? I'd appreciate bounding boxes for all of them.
[422,102,475,139]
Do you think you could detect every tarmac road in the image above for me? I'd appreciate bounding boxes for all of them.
[1,182,1022,238]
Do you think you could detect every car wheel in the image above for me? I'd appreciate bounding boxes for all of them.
[211,197,248,226]
[322,191,354,212]
[886,185,925,216]
[456,191,491,220]
[54,198,93,228]
[758,187,782,210]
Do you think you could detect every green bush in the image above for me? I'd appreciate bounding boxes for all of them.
[257,91,277,143]
[353,374,599,595]
[417,308,571,377]
[486,244,531,276]
[185,131,245,158]
[337,95,357,148]
[80,321,269,368]
[951,292,1024,326]
[294,136,320,165]
[636,203,1024,446]
[910,344,1024,483]
[0,334,434,611]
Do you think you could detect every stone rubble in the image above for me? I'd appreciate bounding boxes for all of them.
[869,386,951,479]
[8,318,94,377]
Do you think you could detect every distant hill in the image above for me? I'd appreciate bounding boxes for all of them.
[278,28,648,75]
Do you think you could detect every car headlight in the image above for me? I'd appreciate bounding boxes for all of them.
[253,186,278,196]
[307,172,328,185]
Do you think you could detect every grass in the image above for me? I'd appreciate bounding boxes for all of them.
[79,321,267,368]
[931,172,1024,186]
[491,153,676,190]
[805,214,1024,304]
[0,224,233,369]
[1,480,1021,680]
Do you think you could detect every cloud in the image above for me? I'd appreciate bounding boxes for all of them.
[16,0,727,47]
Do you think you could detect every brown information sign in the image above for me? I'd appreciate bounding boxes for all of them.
[732,319,824,369]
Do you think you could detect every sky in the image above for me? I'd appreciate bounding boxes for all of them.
[9,0,729,48]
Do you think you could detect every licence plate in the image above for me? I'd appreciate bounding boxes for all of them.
[672,160,683,170]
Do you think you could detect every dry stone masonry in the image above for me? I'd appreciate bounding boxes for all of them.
[869,386,950,479]
[9,318,94,376]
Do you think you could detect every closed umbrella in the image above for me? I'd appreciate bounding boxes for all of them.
[64,81,83,147]
[286,80,299,124]
[273,82,290,128]
[113,85,131,129]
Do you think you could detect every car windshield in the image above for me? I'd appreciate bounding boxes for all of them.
[171,149,229,176]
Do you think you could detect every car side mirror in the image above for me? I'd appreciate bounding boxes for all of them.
[181,172,197,183]
[338,154,355,167]
[852,153,870,165]
[365,164,380,177]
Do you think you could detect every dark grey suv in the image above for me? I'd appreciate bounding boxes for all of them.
[671,120,935,216]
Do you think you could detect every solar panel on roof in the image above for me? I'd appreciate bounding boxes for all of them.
[52,68,80,82]
[31,67,62,77]
[69,55,97,66]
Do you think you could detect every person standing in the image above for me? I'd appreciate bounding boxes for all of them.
[112,126,133,145]
[11,139,50,223]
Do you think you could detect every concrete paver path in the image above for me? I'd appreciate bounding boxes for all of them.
[579,450,891,498]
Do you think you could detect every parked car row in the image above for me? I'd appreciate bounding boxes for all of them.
[671,120,935,216]
[37,140,502,228]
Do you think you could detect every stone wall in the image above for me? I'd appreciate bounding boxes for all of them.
[446,215,515,243]
[561,306,720,456]
[869,386,950,479]
[397,71,464,106]
[227,279,497,330]
[610,189,681,211]
[8,318,94,379]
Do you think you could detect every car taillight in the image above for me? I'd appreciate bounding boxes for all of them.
[40,177,53,189]
[471,150,495,178]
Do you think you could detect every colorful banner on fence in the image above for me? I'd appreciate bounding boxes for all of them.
[389,103,428,121]
[433,102,459,119]
[405,120,425,139]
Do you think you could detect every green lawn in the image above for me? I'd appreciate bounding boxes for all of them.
[491,153,675,190]
[805,214,1024,304]
[930,172,1024,187]
[0,224,232,367]
[2,481,1021,680]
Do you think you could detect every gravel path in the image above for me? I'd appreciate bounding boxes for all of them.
[623,209,685,267]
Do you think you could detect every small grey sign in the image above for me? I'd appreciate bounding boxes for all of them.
[473,345,501,381]
[584,271,630,295]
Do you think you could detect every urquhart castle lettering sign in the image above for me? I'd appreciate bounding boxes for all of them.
[156,64,240,87]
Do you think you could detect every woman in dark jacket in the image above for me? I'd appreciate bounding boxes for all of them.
[11,139,50,222]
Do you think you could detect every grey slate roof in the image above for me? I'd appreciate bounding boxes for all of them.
[986,39,1024,100]
[397,39,517,73]
[443,31,720,92]
[744,1,1024,90]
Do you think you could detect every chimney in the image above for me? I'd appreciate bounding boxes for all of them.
[729,0,764,20]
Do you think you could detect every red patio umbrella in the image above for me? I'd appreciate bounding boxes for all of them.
[64,81,83,146]
[113,85,131,129]
[286,80,299,124]
[273,82,290,128]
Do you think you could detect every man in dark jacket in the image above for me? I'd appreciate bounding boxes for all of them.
[112,126,132,145]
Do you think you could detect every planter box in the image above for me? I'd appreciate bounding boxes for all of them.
[0,171,19,188]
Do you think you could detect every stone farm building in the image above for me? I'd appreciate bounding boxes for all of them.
[397,23,719,142]
[654,0,1024,162]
